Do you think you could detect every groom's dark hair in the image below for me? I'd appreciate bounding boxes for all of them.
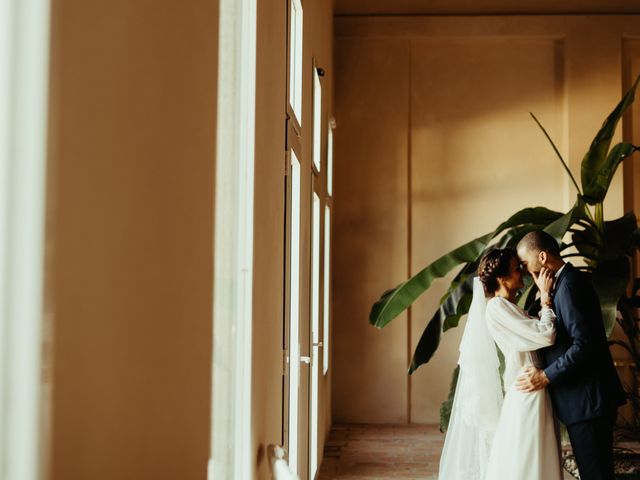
[517,230,561,257]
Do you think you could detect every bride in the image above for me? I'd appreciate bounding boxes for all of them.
[438,247,563,480]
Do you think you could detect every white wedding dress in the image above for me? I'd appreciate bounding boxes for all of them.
[484,297,563,480]
[438,280,563,480]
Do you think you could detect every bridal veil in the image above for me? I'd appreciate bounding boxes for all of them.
[438,277,504,480]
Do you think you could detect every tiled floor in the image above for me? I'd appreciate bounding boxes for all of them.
[317,424,444,480]
[317,423,576,480]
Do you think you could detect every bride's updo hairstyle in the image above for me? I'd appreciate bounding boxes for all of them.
[478,247,518,297]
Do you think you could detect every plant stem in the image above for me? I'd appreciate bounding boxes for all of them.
[595,202,605,233]
[530,112,582,195]
[579,208,604,244]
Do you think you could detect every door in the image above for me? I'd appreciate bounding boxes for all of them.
[283,0,309,463]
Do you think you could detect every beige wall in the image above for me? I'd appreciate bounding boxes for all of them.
[47,1,218,479]
[252,0,292,477]
[619,39,640,415]
[333,37,410,423]
[333,15,640,424]
[47,1,335,479]
[623,40,640,276]
[251,1,287,478]
[335,0,640,15]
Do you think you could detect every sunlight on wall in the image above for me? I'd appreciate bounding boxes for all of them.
[333,16,639,424]
[0,0,51,478]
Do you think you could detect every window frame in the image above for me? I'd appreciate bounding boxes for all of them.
[287,0,303,128]
[0,0,51,478]
[210,0,257,477]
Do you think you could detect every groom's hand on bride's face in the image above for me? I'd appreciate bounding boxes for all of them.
[533,267,554,295]
[516,366,550,392]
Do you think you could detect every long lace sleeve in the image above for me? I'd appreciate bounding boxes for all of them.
[486,297,556,352]
[538,305,556,328]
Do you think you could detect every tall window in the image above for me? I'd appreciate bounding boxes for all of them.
[312,65,322,172]
[210,0,257,477]
[327,118,335,196]
[0,0,51,478]
[285,1,304,472]
[323,119,335,375]
[287,151,302,476]
[288,0,303,124]
[309,191,321,479]
[323,204,331,375]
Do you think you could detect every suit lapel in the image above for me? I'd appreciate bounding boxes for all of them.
[556,262,572,286]
[553,262,572,308]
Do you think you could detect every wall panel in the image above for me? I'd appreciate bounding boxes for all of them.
[333,37,410,423]
[410,36,565,422]
[616,38,640,422]
[333,15,640,424]
[48,1,218,478]
[335,0,640,16]
[623,39,640,269]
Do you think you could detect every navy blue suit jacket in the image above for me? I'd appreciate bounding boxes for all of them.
[541,263,626,425]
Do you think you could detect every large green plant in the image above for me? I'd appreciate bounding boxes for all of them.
[369,75,640,384]
[615,278,640,428]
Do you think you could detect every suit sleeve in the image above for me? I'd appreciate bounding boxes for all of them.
[543,280,596,384]
[486,298,556,352]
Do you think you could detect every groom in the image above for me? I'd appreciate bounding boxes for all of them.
[515,230,626,480]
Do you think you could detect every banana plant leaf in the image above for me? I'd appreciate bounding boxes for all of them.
[618,279,640,322]
[440,260,479,304]
[581,75,640,204]
[369,207,563,330]
[407,225,569,375]
[517,275,536,309]
[601,211,638,259]
[633,228,640,248]
[592,256,631,336]
[404,201,632,374]
[586,143,640,205]
[569,211,637,269]
[544,196,589,242]
[408,275,475,374]
[570,224,600,264]
[439,365,459,433]
[494,206,564,234]
[369,232,493,329]
[409,204,585,374]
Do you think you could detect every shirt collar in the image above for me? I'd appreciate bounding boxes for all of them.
[555,263,567,279]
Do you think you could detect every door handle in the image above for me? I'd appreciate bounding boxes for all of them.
[300,356,311,364]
